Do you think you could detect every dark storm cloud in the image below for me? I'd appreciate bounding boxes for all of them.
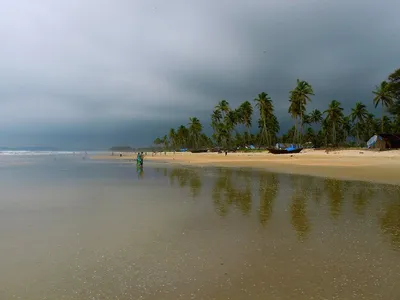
[0,0,399,147]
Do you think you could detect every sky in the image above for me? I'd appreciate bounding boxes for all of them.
[0,0,399,149]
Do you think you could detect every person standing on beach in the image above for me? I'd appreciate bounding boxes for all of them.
[140,152,144,167]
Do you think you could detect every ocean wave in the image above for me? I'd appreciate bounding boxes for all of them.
[0,151,91,156]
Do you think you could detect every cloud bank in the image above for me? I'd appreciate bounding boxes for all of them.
[0,0,399,148]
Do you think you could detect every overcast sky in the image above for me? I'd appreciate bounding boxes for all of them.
[0,0,399,149]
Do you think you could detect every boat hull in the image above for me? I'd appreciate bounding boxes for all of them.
[267,148,303,154]
[190,149,208,153]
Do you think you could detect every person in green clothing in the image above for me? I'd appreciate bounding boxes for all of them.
[140,152,144,167]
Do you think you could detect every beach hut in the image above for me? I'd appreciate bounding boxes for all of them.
[367,133,400,150]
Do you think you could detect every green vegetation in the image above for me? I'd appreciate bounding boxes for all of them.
[154,68,400,150]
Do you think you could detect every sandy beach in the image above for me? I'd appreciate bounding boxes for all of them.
[92,149,400,185]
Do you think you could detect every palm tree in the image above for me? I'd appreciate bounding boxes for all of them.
[302,114,311,130]
[309,109,323,126]
[224,109,240,145]
[168,128,177,150]
[153,137,162,148]
[161,135,169,150]
[324,100,344,145]
[290,79,314,141]
[362,113,377,140]
[373,81,394,132]
[304,127,315,143]
[215,122,230,148]
[288,94,302,142]
[341,116,352,144]
[215,100,230,118]
[239,101,253,143]
[188,117,203,149]
[254,92,275,146]
[177,125,189,148]
[350,102,369,145]
[388,68,400,100]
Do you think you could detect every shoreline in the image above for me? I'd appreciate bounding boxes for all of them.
[91,149,400,185]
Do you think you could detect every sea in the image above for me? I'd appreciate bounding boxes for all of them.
[0,151,399,299]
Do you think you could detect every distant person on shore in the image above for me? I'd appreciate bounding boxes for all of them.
[140,152,144,167]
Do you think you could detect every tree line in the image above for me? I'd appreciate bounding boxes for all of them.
[153,68,400,150]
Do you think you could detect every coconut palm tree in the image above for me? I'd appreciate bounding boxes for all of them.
[304,127,315,143]
[288,94,302,142]
[362,113,377,141]
[373,81,394,132]
[188,117,203,149]
[290,79,314,141]
[388,68,400,100]
[161,135,169,150]
[341,116,352,144]
[224,109,240,144]
[309,109,323,126]
[153,137,162,148]
[350,102,369,145]
[239,101,253,136]
[324,100,344,145]
[211,109,222,126]
[302,114,311,130]
[254,92,275,146]
[176,125,189,148]
[237,101,253,145]
[215,122,230,148]
[215,100,230,118]
[168,128,177,150]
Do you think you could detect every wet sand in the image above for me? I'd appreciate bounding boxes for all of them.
[92,149,400,185]
[2,159,400,299]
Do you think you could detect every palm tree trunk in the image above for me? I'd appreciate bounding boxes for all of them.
[300,111,303,144]
[381,102,384,133]
[333,123,336,146]
[356,126,360,146]
[245,126,250,145]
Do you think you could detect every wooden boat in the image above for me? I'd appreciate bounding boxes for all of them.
[267,148,303,154]
[190,149,208,153]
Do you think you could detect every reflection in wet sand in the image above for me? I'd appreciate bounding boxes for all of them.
[324,178,345,219]
[210,168,253,216]
[162,166,400,254]
[290,177,311,241]
[258,172,279,226]
[380,189,400,250]
[352,185,375,216]
[168,168,202,198]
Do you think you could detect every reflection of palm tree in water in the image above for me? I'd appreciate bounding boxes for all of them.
[168,168,202,198]
[351,183,375,216]
[324,178,345,219]
[258,172,279,226]
[380,189,400,250]
[289,176,311,241]
[212,168,253,216]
